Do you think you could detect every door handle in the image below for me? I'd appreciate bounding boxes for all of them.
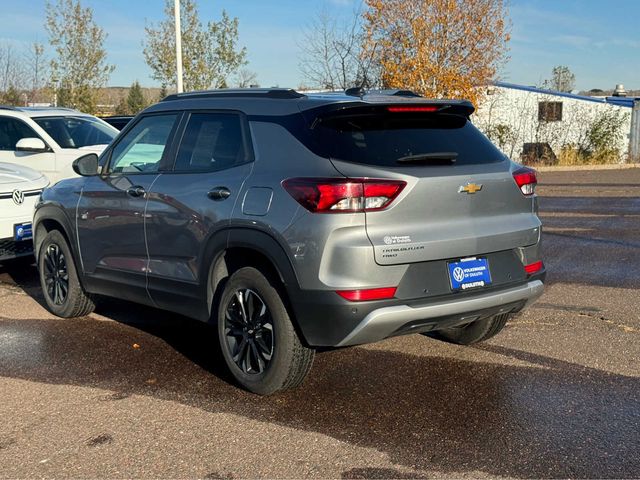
[126,185,146,197]
[208,186,231,201]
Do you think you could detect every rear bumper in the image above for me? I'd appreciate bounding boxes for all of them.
[289,272,545,347]
[336,279,544,346]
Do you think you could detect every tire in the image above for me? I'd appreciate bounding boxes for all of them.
[430,313,510,345]
[217,267,314,395]
[38,229,95,318]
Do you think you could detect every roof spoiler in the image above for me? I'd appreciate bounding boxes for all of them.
[309,100,475,125]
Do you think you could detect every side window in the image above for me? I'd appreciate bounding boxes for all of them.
[108,114,177,174]
[174,112,252,172]
[0,117,40,151]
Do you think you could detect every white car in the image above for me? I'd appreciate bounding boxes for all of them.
[0,106,118,183]
[0,162,49,262]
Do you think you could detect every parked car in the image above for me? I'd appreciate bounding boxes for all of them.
[0,106,118,183]
[33,88,545,394]
[0,162,48,263]
[100,115,133,131]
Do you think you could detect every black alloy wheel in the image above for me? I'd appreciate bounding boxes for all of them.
[43,243,69,306]
[224,288,275,374]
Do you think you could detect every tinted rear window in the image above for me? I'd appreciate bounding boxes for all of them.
[311,113,504,166]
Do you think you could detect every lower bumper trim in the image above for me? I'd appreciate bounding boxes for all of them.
[0,238,33,262]
[336,280,544,346]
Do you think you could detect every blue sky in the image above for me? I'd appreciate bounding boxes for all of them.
[2,0,639,90]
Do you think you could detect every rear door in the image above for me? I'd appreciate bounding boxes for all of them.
[144,111,254,315]
[309,106,541,265]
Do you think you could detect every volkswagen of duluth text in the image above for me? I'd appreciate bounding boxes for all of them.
[448,257,492,291]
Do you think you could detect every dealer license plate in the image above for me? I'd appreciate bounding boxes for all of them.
[14,223,33,241]
[448,257,492,291]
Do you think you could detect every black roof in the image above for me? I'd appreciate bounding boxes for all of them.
[146,88,475,117]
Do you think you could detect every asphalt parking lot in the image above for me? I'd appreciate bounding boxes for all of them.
[1,168,639,479]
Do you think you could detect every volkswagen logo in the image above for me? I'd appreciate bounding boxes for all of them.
[452,266,465,283]
[12,189,24,205]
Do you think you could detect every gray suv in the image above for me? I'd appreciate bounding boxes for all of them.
[34,89,545,394]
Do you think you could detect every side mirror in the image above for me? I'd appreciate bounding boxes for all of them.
[16,137,48,153]
[72,153,99,176]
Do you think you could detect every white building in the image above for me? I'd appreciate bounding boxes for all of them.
[473,82,638,163]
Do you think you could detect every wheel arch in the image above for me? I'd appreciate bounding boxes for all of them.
[33,205,76,264]
[204,228,305,340]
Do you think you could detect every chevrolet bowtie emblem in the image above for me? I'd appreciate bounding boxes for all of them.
[459,183,483,194]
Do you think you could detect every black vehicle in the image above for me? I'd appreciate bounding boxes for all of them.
[100,115,133,131]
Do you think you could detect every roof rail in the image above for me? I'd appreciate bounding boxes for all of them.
[343,88,422,98]
[20,106,78,112]
[0,105,20,111]
[162,88,306,102]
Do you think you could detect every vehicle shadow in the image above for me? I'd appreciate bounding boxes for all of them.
[0,304,638,478]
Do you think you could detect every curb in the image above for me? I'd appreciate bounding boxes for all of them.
[535,164,640,172]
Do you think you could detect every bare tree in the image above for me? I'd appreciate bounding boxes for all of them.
[544,65,575,93]
[0,43,25,94]
[298,7,379,90]
[236,69,258,88]
[25,42,49,103]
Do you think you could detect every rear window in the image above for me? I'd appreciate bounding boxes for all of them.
[311,113,504,166]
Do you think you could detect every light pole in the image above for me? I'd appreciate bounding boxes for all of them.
[174,0,184,93]
[51,77,58,107]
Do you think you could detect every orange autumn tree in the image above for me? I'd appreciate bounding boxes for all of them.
[363,0,510,106]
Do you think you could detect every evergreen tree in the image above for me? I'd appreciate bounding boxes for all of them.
[126,80,147,114]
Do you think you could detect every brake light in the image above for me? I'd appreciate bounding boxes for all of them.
[282,178,406,213]
[513,167,537,196]
[336,287,397,301]
[524,261,543,275]
[387,106,439,113]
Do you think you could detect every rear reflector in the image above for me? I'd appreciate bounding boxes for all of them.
[524,261,543,275]
[282,178,406,213]
[513,167,538,196]
[336,287,397,302]
[387,106,439,113]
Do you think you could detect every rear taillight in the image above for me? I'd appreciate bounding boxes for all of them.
[513,167,537,196]
[524,260,544,275]
[336,287,397,301]
[282,178,406,213]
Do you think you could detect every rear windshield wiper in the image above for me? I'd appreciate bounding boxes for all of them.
[396,152,458,164]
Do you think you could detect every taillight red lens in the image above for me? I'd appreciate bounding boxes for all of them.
[336,287,397,301]
[282,178,406,213]
[524,260,543,275]
[513,167,537,196]
[387,106,439,113]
